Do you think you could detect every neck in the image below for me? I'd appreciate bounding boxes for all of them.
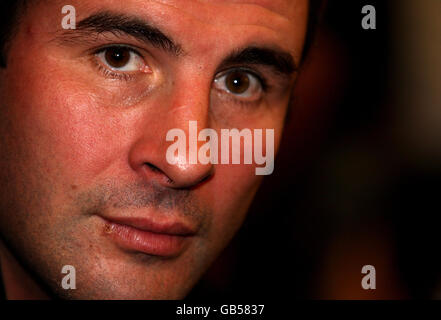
[0,240,50,300]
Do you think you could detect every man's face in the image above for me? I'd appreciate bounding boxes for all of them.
[0,0,307,299]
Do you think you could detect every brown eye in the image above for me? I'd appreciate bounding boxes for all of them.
[225,71,250,94]
[214,69,263,101]
[104,47,131,68]
[96,46,145,73]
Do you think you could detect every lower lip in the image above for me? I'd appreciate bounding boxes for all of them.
[103,221,190,257]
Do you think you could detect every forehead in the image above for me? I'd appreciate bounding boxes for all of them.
[25,0,308,61]
[31,0,307,32]
[68,0,307,26]
[205,0,304,17]
[37,0,307,28]
[147,0,303,17]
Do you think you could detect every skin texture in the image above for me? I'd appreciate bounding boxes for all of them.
[0,0,308,299]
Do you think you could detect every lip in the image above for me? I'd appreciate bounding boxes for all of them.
[100,216,196,257]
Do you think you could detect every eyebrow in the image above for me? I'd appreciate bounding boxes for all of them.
[59,11,183,56]
[219,47,297,76]
[58,11,296,75]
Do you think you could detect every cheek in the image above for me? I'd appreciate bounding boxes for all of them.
[3,36,146,188]
[207,164,262,244]
[5,64,128,189]
[204,118,285,242]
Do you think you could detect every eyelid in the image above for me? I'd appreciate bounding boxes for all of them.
[215,67,267,91]
[94,45,152,73]
[213,69,264,104]
[93,44,142,58]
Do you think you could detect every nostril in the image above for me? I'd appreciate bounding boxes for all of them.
[143,162,214,190]
[145,163,174,185]
[146,162,160,173]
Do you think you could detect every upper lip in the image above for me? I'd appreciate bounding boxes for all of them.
[102,216,197,236]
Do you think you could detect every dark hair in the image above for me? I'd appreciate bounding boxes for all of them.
[0,1,26,67]
[0,0,324,68]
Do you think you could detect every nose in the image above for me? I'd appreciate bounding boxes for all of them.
[128,80,215,189]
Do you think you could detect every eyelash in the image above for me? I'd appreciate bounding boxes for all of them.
[90,46,272,101]
[92,45,144,81]
[213,68,271,107]
[94,62,136,81]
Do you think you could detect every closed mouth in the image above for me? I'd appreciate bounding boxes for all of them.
[100,215,196,257]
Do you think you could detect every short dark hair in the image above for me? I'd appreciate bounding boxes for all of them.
[0,0,324,68]
[0,0,26,67]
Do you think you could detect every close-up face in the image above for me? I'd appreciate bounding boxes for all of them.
[0,0,308,299]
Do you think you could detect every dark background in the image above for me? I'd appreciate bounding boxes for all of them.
[188,0,441,300]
